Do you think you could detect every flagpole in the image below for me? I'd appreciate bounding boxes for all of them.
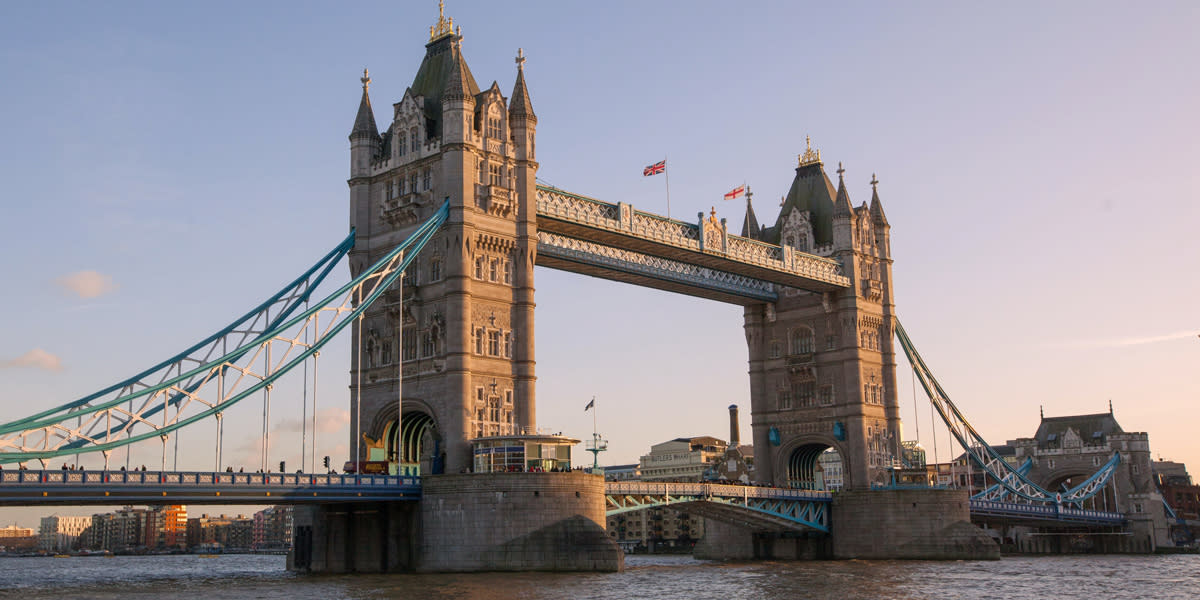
[664,156,671,219]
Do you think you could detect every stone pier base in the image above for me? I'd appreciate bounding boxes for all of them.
[694,518,830,560]
[418,471,622,572]
[288,501,418,573]
[832,488,999,560]
[290,471,623,573]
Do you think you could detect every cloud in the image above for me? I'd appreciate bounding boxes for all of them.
[276,408,350,434]
[0,348,63,371]
[56,270,118,299]
[1056,329,1200,349]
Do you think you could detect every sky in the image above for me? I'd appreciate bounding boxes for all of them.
[0,1,1197,526]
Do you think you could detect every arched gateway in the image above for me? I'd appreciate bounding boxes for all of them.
[345,16,901,488]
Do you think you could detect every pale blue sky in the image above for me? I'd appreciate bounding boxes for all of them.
[0,2,1197,526]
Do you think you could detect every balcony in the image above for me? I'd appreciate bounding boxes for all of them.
[862,279,883,300]
[477,185,513,217]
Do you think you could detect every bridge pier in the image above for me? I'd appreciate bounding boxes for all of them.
[694,519,831,560]
[832,488,999,560]
[289,471,622,573]
[289,501,418,573]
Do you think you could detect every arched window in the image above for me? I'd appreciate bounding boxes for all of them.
[789,327,814,355]
[428,257,442,282]
[409,127,419,153]
[398,131,407,156]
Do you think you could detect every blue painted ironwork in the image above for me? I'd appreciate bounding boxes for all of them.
[605,481,831,532]
[969,499,1125,526]
[895,319,1120,507]
[0,202,450,462]
[0,469,420,505]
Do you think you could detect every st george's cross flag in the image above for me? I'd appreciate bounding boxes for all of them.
[643,160,666,176]
[584,398,595,411]
[723,185,746,201]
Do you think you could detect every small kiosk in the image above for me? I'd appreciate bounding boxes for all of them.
[471,434,579,473]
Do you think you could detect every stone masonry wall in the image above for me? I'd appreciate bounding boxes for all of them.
[832,488,999,560]
[418,471,623,572]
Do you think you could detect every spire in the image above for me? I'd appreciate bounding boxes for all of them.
[442,40,474,102]
[350,68,379,141]
[740,186,761,238]
[869,173,889,225]
[834,161,854,218]
[509,48,536,121]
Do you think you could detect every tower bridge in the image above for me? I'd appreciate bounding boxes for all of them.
[0,5,1176,572]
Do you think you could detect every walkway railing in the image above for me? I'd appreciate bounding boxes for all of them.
[970,499,1125,526]
[0,470,420,505]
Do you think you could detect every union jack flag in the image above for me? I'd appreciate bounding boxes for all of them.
[723,185,745,201]
[643,160,666,176]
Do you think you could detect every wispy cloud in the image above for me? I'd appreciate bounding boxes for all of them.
[0,348,64,371]
[277,408,350,434]
[56,270,118,299]
[1055,329,1200,349]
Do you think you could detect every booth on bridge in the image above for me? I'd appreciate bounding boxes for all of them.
[471,434,579,473]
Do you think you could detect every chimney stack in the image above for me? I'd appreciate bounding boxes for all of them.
[728,404,740,447]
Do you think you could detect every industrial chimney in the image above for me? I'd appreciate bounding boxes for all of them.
[728,404,740,447]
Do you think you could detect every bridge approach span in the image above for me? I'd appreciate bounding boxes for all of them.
[0,470,420,506]
[605,481,831,533]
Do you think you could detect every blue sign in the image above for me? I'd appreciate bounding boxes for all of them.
[769,427,781,446]
[833,421,846,441]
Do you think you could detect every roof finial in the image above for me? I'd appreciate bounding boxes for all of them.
[361,68,370,90]
[1109,399,1113,414]
[798,135,822,167]
[745,185,753,202]
[837,162,845,178]
[430,0,454,41]
[1040,405,1044,419]
[516,48,526,71]
[871,173,879,190]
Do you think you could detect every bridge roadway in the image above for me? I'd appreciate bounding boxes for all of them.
[0,470,1128,530]
[0,469,420,506]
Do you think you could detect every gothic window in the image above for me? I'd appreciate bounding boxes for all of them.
[488,330,501,356]
[381,341,392,365]
[410,127,419,153]
[825,335,836,351]
[489,258,499,282]
[421,331,435,357]
[409,172,418,195]
[505,390,513,405]
[794,381,815,407]
[819,385,834,406]
[789,327,815,355]
[398,176,406,195]
[769,340,781,359]
[503,259,512,285]
[504,332,512,358]
[402,327,417,361]
[489,163,502,186]
[398,132,407,156]
[422,168,432,190]
[487,115,502,139]
[778,389,792,410]
[364,339,375,369]
[475,256,486,280]
[474,328,485,355]
[385,181,394,200]
[429,258,442,282]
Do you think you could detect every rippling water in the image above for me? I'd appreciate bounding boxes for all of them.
[0,553,1196,599]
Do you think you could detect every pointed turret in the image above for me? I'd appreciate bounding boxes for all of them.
[834,162,854,218]
[509,48,536,122]
[869,173,889,226]
[740,189,761,239]
[770,136,837,245]
[442,39,475,102]
[350,69,380,142]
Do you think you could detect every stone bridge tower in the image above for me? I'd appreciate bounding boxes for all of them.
[742,141,901,490]
[346,9,538,475]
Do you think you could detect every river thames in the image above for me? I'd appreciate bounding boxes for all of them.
[0,553,1196,599]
